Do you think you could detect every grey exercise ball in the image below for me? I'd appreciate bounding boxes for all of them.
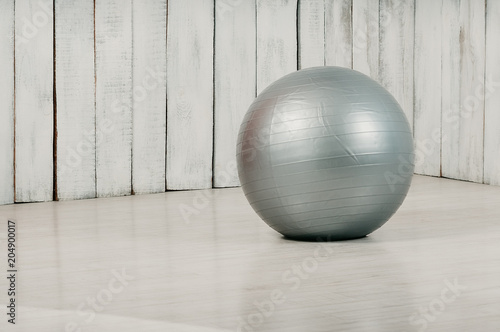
[236,66,414,241]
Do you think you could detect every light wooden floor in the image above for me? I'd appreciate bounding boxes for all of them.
[0,175,499,332]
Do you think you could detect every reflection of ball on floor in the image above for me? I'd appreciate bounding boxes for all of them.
[236,66,414,241]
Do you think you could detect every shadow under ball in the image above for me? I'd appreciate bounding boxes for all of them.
[236,66,414,241]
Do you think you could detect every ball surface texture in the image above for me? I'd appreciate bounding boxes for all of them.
[236,66,414,240]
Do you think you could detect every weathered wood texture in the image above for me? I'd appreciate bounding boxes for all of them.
[55,0,96,200]
[0,0,14,205]
[214,0,256,187]
[325,0,352,68]
[298,0,325,69]
[441,0,461,181]
[352,0,379,79]
[256,0,298,93]
[413,0,442,176]
[441,0,485,183]
[484,0,500,185]
[95,0,133,197]
[379,0,414,129]
[166,0,214,190]
[132,0,167,194]
[3,0,500,207]
[15,0,54,202]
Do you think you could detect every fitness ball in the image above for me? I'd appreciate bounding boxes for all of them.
[236,66,414,241]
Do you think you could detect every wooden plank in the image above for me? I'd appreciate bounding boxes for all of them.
[456,0,485,183]
[379,0,414,129]
[440,0,461,182]
[55,0,96,200]
[95,0,133,197]
[442,0,485,183]
[132,0,167,194]
[413,0,441,176]
[0,0,14,205]
[325,0,352,68]
[214,0,256,188]
[256,0,298,93]
[298,0,325,69]
[166,0,214,190]
[484,0,500,185]
[352,0,379,79]
[15,0,54,202]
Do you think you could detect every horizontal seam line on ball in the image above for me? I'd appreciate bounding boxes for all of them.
[243,173,407,195]
[240,162,415,186]
[238,120,411,136]
[267,214,392,230]
[253,194,408,214]
[258,202,404,220]
[246,183,410,204]
[239,133,413,151]
[270,153,415,167]
[242,109,406,123]
[254,90,396,104]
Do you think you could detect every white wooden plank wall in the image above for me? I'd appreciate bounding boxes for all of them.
[4,0,500,207]
[298,0,325,69]
[214,0,256,188]
[379,0,414,129]
[441,0,461,184]
[132,0,167,194]
[95,0,133,197]
[413,0,442,176]
[325,0,352,68]
[166,0,214,190]
[256,0,298,93]
[458,0,485,183]
[15,0,54,202]
[441,0,485,183]
[352,0,379,80]
[0,0,14,205]
[55,0,96,200]
[485,0,500,186]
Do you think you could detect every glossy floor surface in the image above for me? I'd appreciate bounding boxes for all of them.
[0,175,499,331]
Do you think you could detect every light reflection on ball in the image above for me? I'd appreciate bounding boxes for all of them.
[236,66,414,241]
